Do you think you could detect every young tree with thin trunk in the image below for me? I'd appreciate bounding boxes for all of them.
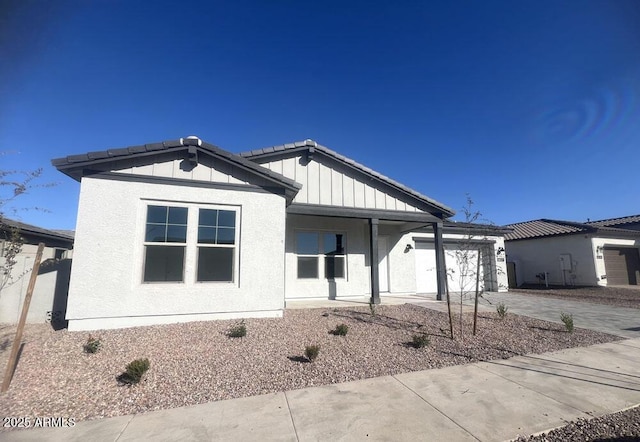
[446,195,496,339]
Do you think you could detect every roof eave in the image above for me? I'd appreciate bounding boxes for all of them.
[52,141,303,196]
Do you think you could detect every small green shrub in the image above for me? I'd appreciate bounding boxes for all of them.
[118,358,150,385]
[331,324,349,336]
[411,333,430,348]
[496,303,508,319]
[83,335,102,354]
[228,320,247,338]
[560,312,574,333]
[305,345,320,362]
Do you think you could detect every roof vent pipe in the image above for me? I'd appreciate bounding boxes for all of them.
[180,136,202,146]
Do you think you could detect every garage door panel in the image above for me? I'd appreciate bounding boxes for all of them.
[415,242,485,294]
[604,247,640,285]
[445,249,481,294]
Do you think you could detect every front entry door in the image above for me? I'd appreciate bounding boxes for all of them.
[378,236,389,292]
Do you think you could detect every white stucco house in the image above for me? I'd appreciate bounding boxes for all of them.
[53,137,508,331]
[0,218,74,327]
[504,216,640,287]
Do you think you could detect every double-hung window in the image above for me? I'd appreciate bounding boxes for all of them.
[142,203,238,283]
[144,205,188,282]
[296,232,346,279]
[197,208,236,282]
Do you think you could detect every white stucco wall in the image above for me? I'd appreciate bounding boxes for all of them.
[0,244,71,324]
[591,237,640,286]
[66,177,287,331]
[505,235,599,286]
[384,226,418,295]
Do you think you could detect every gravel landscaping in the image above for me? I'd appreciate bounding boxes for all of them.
[512,285,640,309]
[0,304,623,432]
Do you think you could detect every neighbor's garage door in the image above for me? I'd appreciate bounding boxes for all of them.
[604,247,640,285]
[415,242,481,294]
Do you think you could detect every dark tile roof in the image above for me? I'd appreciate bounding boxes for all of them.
[239,139,455,217]
[504,219,640,241]
[51,139,186,168]
[52,137,302,192]
[1,218,75,243]
[504,219,589,240]
[586,214,640,228]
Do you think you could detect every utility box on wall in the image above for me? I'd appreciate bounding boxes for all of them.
[559,254,573,271]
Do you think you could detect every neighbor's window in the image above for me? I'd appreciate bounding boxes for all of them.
[296,232,346,279]
[143,205,188,282]
[197,208,236,282]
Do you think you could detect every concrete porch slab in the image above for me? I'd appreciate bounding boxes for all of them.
[285,294,434,310]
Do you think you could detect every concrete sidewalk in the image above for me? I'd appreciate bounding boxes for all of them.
[4,338,640,442]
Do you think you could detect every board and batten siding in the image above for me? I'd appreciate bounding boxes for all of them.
[109,155,270,187]
[261,156,421,211]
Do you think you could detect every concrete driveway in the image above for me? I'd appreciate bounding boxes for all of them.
[471,291,640,339]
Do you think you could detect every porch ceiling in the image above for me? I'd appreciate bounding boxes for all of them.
[286,203,444,223]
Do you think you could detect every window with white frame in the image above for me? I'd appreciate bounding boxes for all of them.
[296,231,346,279]
[197,208,236,282]
[144,205,188,282]
[142,203,238,283]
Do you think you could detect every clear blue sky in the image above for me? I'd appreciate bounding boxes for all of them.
[1,0,639,230]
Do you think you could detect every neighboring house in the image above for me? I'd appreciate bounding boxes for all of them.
[52,137,508,331]
[0,218,74,328]
[504,216,640,287]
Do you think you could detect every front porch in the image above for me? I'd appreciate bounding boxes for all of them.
[285,294,435,309]
[285,207,449,304]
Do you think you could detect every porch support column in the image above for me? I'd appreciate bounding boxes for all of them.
[433,221,446,301]
[369,218,380,305]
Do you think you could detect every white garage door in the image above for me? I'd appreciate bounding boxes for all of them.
[415,242,482,294]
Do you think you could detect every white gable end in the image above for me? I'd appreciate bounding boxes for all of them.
[260,154,421,212]
[109,155,270,187]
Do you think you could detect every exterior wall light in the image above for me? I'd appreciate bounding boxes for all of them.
[496,247,505,255]
[404,244,414,252]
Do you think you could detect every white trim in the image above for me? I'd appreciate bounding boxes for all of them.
[137,199,242,286]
